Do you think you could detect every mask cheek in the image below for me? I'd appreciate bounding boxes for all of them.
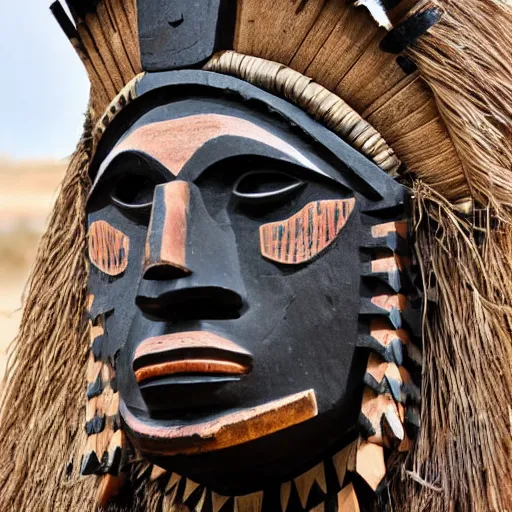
[88,220,130,276]
[259,198,356,264]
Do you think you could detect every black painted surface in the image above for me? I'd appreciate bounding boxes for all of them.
[380,7,443,54]
[138,0,236,71]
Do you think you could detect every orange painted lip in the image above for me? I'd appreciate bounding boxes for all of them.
[133,331,253,381]
[135,359,249,384]
[120,389,318,455]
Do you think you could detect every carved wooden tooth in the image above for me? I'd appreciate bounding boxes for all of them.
[86,396,97,422]
[183,479,201,503]
[355,440,386,491]
[212,491,231,512]
[97,474,124,509]
[280,481,291,512]
[360,388,404,447]
[234,491,264,512]
[332,441,357,487]
[294,462,327,508]
[337,482,360,512]
[196,488,207,511]
[371,221,407,239]
[106,391,120,417]
[354,0,392,30]
[105,429,124,474]
[165,473,182,493]
[383,407,405,441]
[150,465,167,481]
[87,353,103,384]
[80,435,100,475]
[358,318,409,365]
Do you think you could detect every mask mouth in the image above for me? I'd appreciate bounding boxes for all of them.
[132,331,253,411]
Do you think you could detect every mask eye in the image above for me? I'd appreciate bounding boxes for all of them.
[233,171,305,204]
[111,172,164,213]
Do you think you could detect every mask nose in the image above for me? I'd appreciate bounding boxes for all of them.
[137,181,246,321]
[143,180,191,280]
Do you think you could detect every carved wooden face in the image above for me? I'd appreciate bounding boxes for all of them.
[86,91,409,492]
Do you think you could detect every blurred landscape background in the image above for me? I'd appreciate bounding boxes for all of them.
[0,1,89,385]
[0,158,67,383]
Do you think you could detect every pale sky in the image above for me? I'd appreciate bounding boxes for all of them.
[0,0,89,159]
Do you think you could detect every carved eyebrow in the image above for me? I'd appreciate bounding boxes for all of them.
[95,114,326,182]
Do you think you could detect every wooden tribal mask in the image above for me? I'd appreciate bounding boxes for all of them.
[2,0,510,511]
[83,71,421,509]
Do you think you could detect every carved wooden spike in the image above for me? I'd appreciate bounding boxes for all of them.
[332,441,357,487]
[183,479,201,503]
[234,491,264,512]
[371,220,407,239]
[88,220,130,276]
[81,435,100,475]
[337,482,360,512]
[106,430,124,474]
[360,388,404,446]
[97,474,124,509]
[86,396,97,422]
[357,318,409,364]
[260,198,356,264]
[87,294,95,312]
[87,353,102,384]
[212,492,231,512]
[280,481,292,512]
[310,503,325,512]
[294,462,327,508]
[371,293,407,312]
[196,488,208,511]
[150,465,167,481]
[165,473,182,493]
[355,441,386,491]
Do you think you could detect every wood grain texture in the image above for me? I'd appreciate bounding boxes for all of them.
[337,483,360,512]
[360,388,404,447]
[145,181,190,276]
[114,114,317,176]
[332,440,358,488]
[121,389,317,455]
[88,220,129,276]
[234,491,264,512]
[370,318,409,349]
[97,474,124,509]
[371,220,407,239]
[294,462,327,508]
[371,293,407,312]
[355,441,386,491]
[260,198,356,264]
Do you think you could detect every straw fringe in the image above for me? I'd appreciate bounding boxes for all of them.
[406,0,512,213]
[0,116,97,511]
[387,182,512,512]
